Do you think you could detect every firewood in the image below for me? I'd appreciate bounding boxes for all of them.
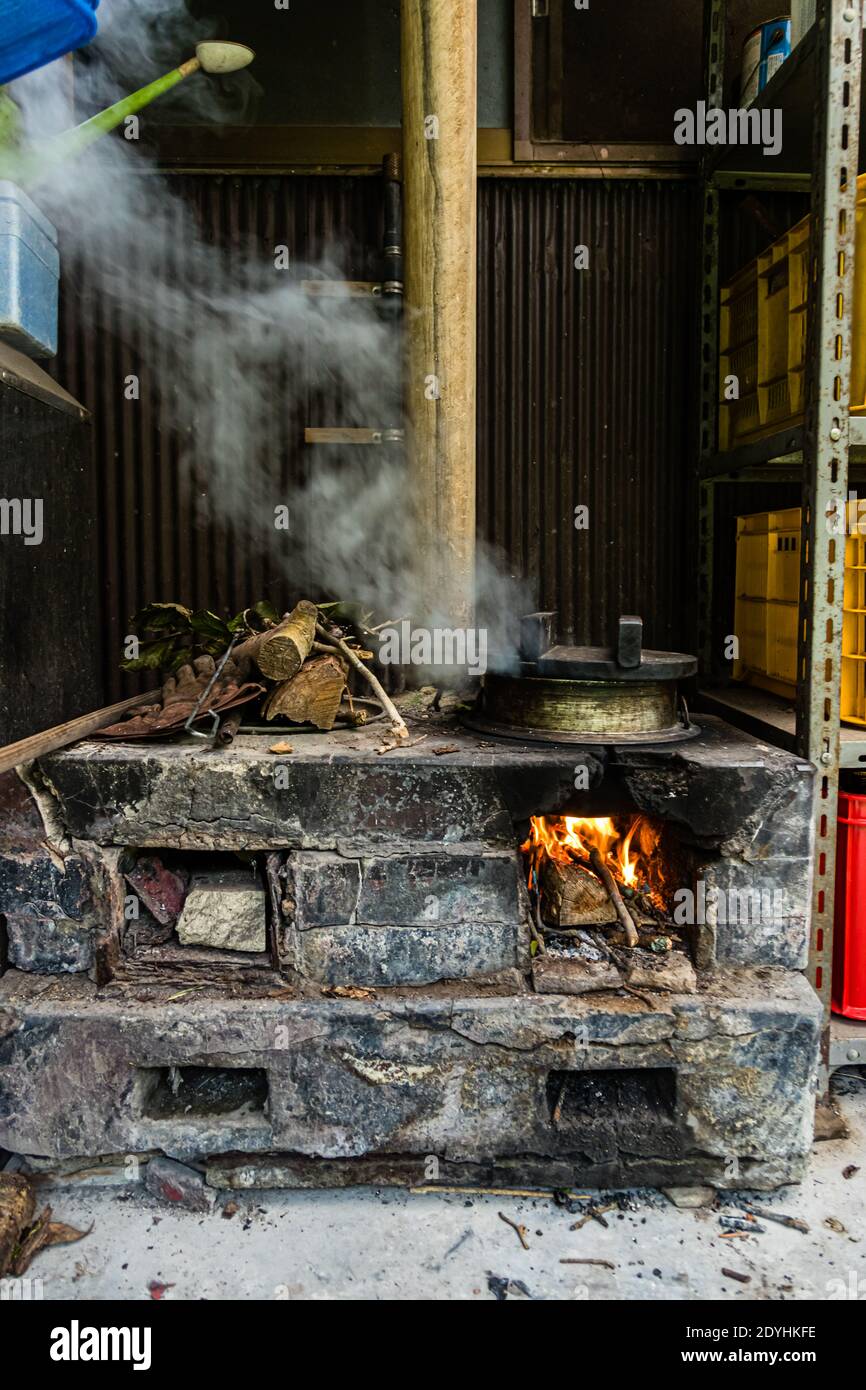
[263,655,347,730]
[254,600,318,681]
[315,622,409,741]
[588,847,640,948]
[539,857,617,927]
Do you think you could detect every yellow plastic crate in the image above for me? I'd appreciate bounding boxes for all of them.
[734,502,866,725]
[843,525,866,725]
[719,262,760,451]
[719,174,866,449]
[734,508,801,698]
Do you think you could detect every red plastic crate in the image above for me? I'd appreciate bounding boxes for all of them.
[833,791,866,1020]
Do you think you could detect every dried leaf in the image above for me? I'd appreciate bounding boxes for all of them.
[11,1206,92,1276]
[321,984,377,1001]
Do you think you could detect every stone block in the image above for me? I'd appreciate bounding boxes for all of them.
[290,850,522,931]
[176,870,266,953]
[532,955,622,995]
[124,855,188,926]
[624,950,697,994]
[6,910,94,973]
[701,857,811,969]
[297,922,521,987]
[356,852,521,926]
[291,854,360,928]
[144,1156,214,1213]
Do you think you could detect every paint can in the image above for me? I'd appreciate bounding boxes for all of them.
[741,16,791,107]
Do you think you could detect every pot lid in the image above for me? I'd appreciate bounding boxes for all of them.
[518,613,697,683]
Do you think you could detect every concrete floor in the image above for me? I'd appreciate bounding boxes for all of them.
[15,1070,866,1302]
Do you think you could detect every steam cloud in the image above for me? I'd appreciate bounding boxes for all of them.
[10,0,528,670]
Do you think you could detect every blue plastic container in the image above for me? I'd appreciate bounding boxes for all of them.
[0,181,60,358]
[0,0,100,87]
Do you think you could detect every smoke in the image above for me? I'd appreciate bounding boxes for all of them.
[9,0,528,670]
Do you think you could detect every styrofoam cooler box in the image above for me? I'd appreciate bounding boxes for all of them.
[0,181,60,358]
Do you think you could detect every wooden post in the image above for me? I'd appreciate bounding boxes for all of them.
[401,0,477,627]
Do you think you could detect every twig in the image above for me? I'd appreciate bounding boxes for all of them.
[721,1267,751,1284]
[744,1206,809,1234]
[560,1258,615,1270]
[315,622,408,741]
[377,734,428,756]
[368,617,406,633]
[530,899,546,956]
[498,1211,530,1250]
[569,1202,615,1232]
[588,847,639,947]
[622,983,657,1009]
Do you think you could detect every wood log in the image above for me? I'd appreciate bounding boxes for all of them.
[254,601,318,681]
[0,689,162,776]
[263,655,347,731]
[539,857,617,928]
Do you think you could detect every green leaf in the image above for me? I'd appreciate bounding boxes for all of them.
[120,637,179,672]
[131,602,193,634]
[228,600,280,634]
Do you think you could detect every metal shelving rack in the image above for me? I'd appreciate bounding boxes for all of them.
[697,0,866,1075]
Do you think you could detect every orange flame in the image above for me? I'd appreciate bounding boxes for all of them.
[521,814,666,904]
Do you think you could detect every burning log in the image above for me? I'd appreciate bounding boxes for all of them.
[539,857,617,927]
[263,654,347,731]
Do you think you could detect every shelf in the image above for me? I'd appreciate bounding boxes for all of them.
[830,1013,866,1070]
[706,27,819,181]
[697,683,866,767]
[699,416,866,481]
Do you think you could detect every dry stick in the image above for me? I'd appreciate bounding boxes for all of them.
[530,899,547,956]
[0,690,162,777]
[587,847,640,948]
[498,1211,530,1250]
[315,623,409,741]
[560,1258,615,1270]
[745,1206,809,1234]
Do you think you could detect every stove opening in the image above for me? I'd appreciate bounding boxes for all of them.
[546,1068,680,1158]
[522,813,698,977]
[139,1066,269,1122]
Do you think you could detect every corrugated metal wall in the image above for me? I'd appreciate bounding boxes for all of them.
[54,175,699,699]
[477,179,697,652]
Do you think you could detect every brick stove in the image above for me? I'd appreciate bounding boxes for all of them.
[0,715,821,1190]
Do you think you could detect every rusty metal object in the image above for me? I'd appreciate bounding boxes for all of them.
[467,611,698,744]
[467,674,696,744]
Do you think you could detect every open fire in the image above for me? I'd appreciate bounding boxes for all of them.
[521,815,670,931]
